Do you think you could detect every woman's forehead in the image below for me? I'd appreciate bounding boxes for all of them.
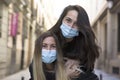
[65,10,78,21]
[43,36,55,44]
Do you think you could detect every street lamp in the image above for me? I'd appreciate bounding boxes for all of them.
[107,0,113,9]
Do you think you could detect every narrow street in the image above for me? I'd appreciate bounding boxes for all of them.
[1,68,30,80]
[95,69,120,80]
[2,68,120,80]
[0,0,120,79]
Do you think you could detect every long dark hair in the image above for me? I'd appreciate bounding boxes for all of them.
[49,5,99,71]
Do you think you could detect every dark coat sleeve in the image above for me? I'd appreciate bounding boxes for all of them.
[29,62,55,80]
[29,62,34,80]
[73,72,99,80]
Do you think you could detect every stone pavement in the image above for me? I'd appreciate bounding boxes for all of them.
[1,68,30,80]
[1,68,120,80]
[95,69,120,80]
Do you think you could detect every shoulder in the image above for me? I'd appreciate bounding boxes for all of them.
[78,72,99,80]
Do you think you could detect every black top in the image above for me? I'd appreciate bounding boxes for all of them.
[29,62,99,80]
[29,63,55,80]
[29,65,98,80]
[29,70,55,80]
[44,71,55,80]
[74,72,99,80]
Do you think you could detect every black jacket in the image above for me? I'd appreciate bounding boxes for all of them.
[29,63,55,80]
[71,72,99,80]
[29,62,99,80]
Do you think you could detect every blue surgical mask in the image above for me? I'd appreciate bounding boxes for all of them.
[42,49,57,64]
[60,23,79,38]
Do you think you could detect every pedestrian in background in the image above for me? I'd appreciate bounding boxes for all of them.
[49,5,100,80]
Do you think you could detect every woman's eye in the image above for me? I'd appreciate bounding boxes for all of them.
[66,18,72,23]
[52,45,56,48]
[42,45,47,48]
[51,45,56,49]
[74,22,77,26]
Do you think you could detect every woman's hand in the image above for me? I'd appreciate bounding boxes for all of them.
[64,58,81,79]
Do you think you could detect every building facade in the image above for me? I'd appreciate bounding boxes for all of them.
[40,0,56,30]
[0,0,46,79]
[91,0,120,77]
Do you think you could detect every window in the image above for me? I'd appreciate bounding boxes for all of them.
[0,6,2,38]
[0,16,1,37]
[118,13,120,52]
[112,66,119,75]
[23,18,28,38]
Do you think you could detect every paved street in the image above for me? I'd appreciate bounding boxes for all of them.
[1,68,31,80]
[1,68,120,80]
[95,69,120,80]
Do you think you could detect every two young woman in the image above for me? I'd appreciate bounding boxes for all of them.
[30,31,80,80]
[30,5,100,80]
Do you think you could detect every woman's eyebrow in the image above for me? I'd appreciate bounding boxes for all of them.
[65,17,77,22]
[65,16,72,19]
[42,43,47,45]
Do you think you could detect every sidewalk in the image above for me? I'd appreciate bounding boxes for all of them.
[1,68,120,80]
[95,69,120,80]
[1,68,30,80]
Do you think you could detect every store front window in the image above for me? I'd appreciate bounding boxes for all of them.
[118,13,120,53]
[0,16,1,38]
[0,4,2,38]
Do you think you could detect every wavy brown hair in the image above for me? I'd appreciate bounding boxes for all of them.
[49,5,99,71]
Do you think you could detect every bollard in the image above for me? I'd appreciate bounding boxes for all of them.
[100,74,103,80]
[21,77,24,80]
